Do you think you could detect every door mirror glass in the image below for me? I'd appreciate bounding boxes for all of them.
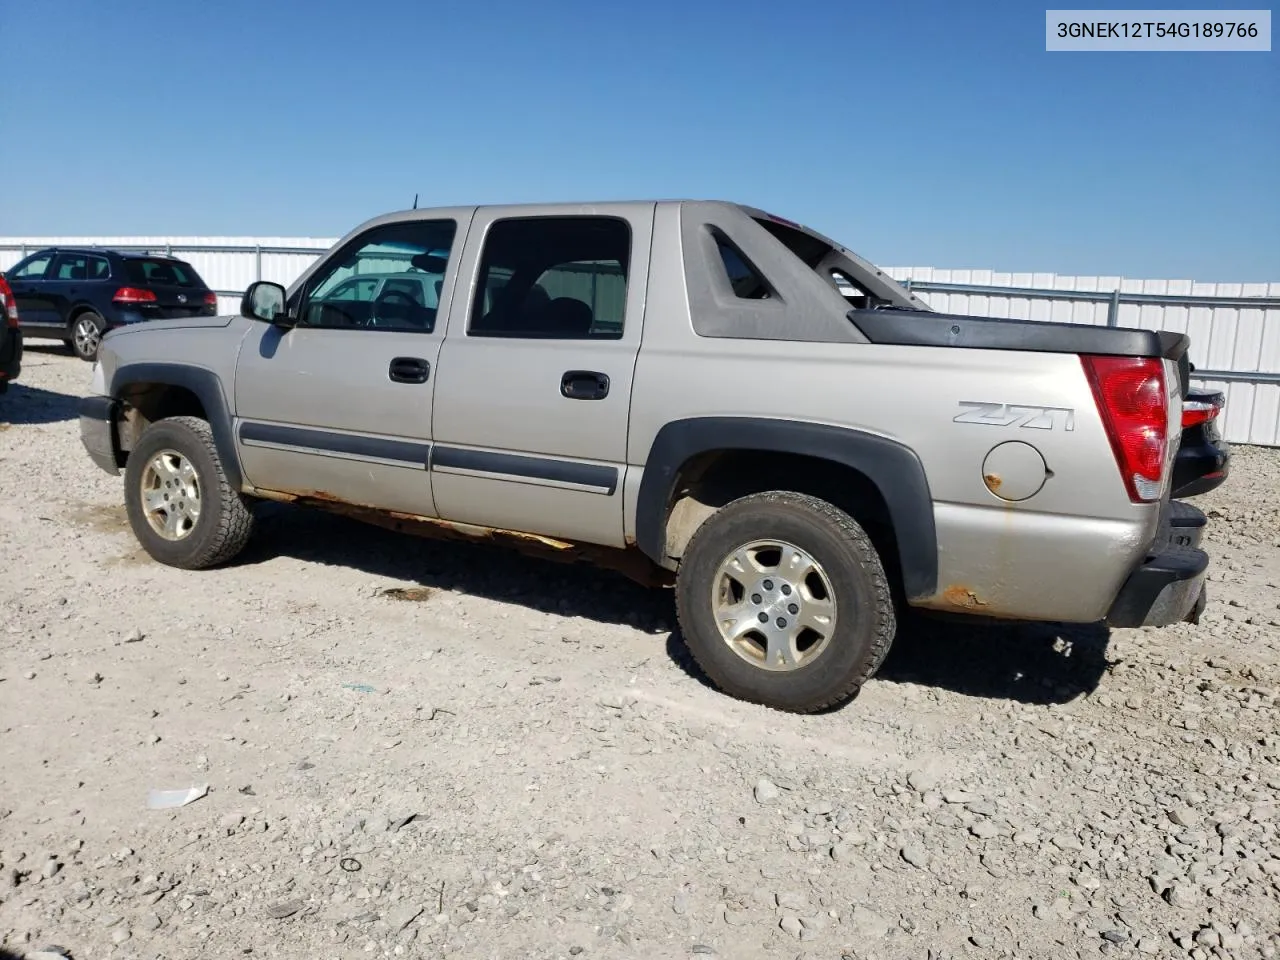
[242,281,288,324]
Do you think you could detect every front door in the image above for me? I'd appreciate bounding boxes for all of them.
[431,207,652,547]
[233,215,469,517]
[5,252,60,330]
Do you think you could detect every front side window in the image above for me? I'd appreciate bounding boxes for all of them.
[11,253,53,279]
[469,217,629,339]
[301,220,455,332]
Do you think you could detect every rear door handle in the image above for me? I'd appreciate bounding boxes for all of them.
[561,370,610,400]
[388,356,430,384]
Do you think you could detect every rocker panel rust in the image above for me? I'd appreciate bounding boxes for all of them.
[253,488,672,587]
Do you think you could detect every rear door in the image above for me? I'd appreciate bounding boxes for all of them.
[5,252,60,329]
[233,215,468,517]
[431,207,652,547]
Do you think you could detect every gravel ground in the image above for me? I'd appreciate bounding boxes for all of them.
[1,345,1278,960]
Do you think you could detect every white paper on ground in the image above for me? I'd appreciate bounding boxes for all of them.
[146,784,209,810]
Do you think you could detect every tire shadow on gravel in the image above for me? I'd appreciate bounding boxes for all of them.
[0,381,81,424]
[665,613,1111,708]
[873,612,1111,705]
[238,502,675,631]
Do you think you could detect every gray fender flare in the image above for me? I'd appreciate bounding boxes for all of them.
[109,362,244,490]
[634,417,938,601]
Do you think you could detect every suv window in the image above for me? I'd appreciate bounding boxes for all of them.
[469,217,629,339]
[714,233,771,300]
[51,253,107,281]
[123,259,203,287]
[10,253,53,279]
[301,220,455,332]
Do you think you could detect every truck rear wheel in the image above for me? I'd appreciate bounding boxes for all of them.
[674,491,895,713]
[123,416,256,569]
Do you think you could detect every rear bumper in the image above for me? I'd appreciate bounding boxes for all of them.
[79,395,121,475]
[1171,427,1230,499]
[1106,503,1210,628]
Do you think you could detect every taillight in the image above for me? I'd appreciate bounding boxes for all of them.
[1081,355,1168,503]
[113,287,158,304]
[1181,397,1223,429]
[203,291,219,306]
[0,276,18,327]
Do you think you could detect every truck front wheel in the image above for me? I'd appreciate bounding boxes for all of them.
[123,416,256,569]
[674,491,896,713]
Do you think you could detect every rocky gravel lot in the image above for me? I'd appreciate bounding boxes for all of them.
[1,345,1278,960]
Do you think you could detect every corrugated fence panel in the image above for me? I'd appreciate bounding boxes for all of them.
[2,239,1275,445]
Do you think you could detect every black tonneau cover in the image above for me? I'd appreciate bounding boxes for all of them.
[851,308,1191,394]
[851,308,1189,360]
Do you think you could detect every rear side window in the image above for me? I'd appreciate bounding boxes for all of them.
[87,255,110,279]
[123,258,205,287]
[469,217,630,339]
[51,253,98,281]
[714,233,771,300]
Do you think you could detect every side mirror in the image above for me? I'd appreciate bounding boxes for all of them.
[241,281,290,325]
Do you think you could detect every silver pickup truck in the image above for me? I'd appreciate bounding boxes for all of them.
[79,201,1210,713]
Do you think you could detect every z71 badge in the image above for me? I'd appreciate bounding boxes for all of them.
[954,402,1076,431]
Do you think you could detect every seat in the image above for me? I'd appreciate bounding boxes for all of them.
[536,297,593,336]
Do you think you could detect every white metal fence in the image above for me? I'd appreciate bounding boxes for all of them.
[3,237,1277,445]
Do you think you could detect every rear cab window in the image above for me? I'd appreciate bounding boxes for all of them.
[752,213,922,312]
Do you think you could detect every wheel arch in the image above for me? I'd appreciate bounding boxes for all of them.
[635,417,938,601]
[108,362,243,490]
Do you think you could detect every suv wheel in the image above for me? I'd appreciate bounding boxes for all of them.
[675,491,895,713]
[123,416,256,569]
[69,311,106,361]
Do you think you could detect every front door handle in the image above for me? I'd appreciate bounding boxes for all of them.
[388,356,430,384]
[561,370,610,400]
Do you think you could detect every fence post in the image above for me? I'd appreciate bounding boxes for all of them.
[255,244,262,282]
[165,243,172,258]
[1106,288,1120,327]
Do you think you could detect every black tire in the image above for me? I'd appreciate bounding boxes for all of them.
[123,416,255,569]
[675,491,895,713]
[69,311,106,361]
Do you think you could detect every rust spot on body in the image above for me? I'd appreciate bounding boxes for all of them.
[254,488,672,587]
[983,473,1003,493]
[943,585,988,609]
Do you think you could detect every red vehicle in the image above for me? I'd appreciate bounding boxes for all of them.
[0,274,21,393]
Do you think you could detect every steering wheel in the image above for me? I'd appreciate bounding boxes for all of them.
[370,289,420,326]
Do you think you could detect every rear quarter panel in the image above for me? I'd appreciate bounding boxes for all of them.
[629,202,1165,622]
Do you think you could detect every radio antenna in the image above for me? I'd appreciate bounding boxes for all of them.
[412,193,419,209]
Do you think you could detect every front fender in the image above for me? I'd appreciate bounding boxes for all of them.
[108,362,244,490]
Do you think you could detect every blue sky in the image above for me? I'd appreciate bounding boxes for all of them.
[0,0,1275,280]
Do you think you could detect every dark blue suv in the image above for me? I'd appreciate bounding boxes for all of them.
[3,247,218,360]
